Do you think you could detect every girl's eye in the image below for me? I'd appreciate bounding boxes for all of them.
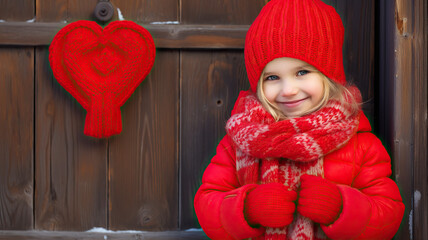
[265,75,279,81]
[297,70,309,76]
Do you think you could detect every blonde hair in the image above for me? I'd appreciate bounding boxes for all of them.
[257,73,360,121]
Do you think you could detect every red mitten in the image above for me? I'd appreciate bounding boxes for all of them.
[297,175,342,225]
[244,183,297,228]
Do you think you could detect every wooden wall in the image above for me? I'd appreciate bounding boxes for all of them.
[0,0,426,239]
[377,0,428,239]
[0,0,35,230]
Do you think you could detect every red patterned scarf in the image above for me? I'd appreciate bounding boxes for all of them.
[225,91,360,240]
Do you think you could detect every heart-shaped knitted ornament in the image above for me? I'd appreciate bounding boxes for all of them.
[49,20,156,138]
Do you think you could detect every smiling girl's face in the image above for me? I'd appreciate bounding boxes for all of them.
[261,57,325,118]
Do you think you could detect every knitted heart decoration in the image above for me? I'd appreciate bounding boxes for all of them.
[49,20,156,138]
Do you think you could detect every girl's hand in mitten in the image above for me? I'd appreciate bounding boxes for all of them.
[297,175,342,225]
[244,183,297,228]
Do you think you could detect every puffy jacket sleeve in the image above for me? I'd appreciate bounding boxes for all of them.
[322,132,405,239]
[194,135,264,240]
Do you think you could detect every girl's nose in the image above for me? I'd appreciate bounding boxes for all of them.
[281,80,299,96]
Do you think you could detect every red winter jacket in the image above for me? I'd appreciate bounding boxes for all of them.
[194,112,404,240]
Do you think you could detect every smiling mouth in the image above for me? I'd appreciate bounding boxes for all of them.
[281,97,309,104]
[285,98,307,104]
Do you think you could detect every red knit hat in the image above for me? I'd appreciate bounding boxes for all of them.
[245,0,346,92]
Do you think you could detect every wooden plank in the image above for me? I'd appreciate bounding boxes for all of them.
[180,50,249,229]
[376,1,406,237]
[0,47,34,230]
[181,0,266,24]
[179,0,265,230]
[65,0,98,21]
[36,0,68,22]
[394,0,428,239]
[0,0,34,21]
[34,0,108,231]
[37,0,179,24]
[379,0,427,239]
[0,230,208,240]
[108,50,179,231]
[34,47,108,231]
[150,24,248,49]
[0,22,249,48]
[413,1,428,239]
[36,0,97,22]
[393,1,416,239]
[108,0,179,231]
[110,0,178,23]
[0,0,34,230]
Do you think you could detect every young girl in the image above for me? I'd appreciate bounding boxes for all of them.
[194,0,404,239]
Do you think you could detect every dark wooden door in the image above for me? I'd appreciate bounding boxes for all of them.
[1,0,425,239]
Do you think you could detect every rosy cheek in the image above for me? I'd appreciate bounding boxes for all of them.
[263,85,276,102]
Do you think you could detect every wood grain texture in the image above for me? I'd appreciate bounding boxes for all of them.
[36,0,178,24]
[0,230,209,240]
[34,0,108,231]
[179,1,264,229]
[412,0,428,239]
[392,1,415,239]
[108,50,179,231]
[376,1,405,238]
[393,0,427,239]
[180,50,249,229]
[35,0,68,22]
[181,0,266,24]
[36,0,98,22]
[0,47,34,230]
[0,0,34,21]
[107,0,179,231]
[110,0,178,23]
[0,0,34,230]
[34,47,108,231]
[0,22,249,48]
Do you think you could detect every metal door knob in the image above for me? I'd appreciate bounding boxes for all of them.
[94,1,114,22]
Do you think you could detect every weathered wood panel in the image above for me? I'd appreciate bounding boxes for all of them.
[412,1,428,239]
[36,0,178,24]
[111,0,178,23]
[179,0,265,229]
[34,0,108,231]
[392,0,427,239]
[0,47,34,230]
[393,1,415,239]
[0,22,249,48]
[0,0,34,230]
[180,51,249,229]
[181,0,266,24]
[109,50,179,231]
[0,0,34,21]
[106,0,179,231]
[378,0,428,239]
[36,0,97,22]
[35,46,108,231]
[376,1,407,239]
